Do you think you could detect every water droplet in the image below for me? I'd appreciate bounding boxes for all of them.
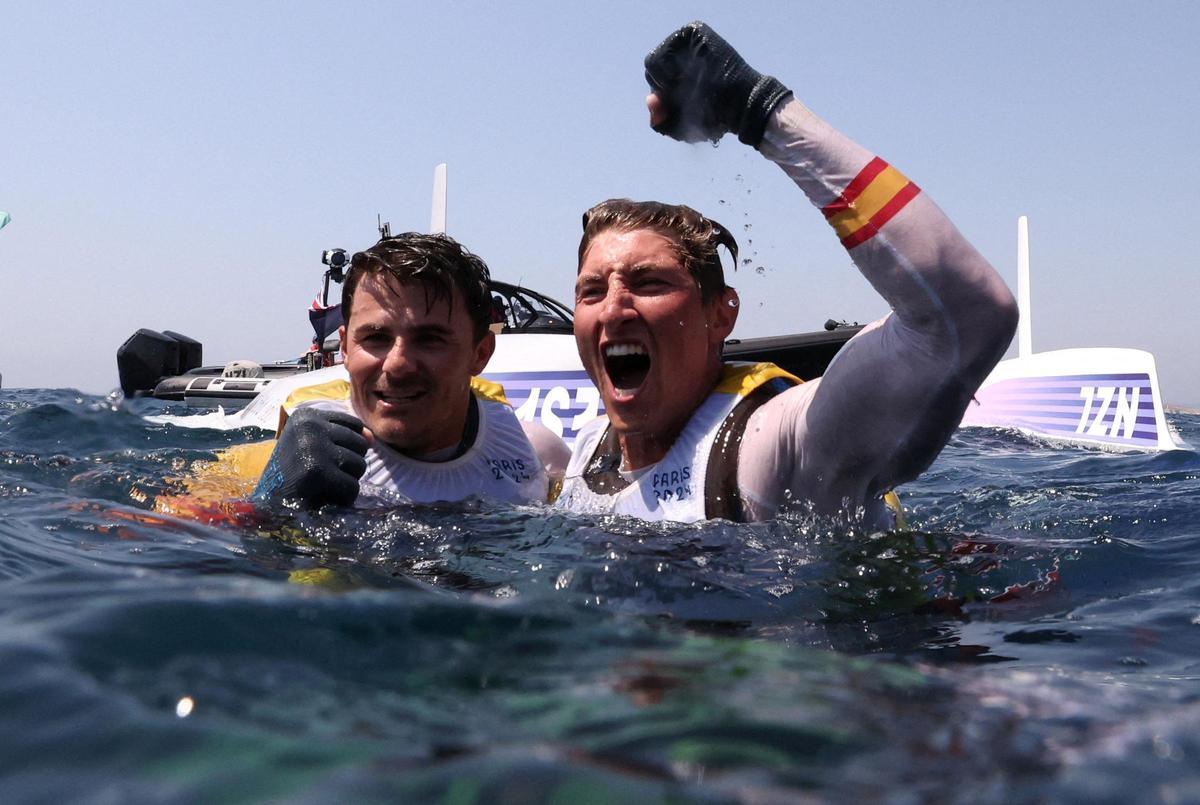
[710,139,721,148]
[734,174,743,183]
[755,266,766,275]
[743,223,752,231]
[175,697,195,718]
[718,199,726,205]
[741,258,752,266]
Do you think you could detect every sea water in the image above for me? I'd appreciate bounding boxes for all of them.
[1,388,1199,803]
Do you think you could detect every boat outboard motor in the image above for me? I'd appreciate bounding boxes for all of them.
[116,329,203,396]
[164,330,202,374]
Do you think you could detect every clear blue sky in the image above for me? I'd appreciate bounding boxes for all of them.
[4,2,1199,403]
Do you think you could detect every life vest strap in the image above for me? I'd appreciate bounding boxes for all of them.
[704,377,794,521]
[582,424,629,494]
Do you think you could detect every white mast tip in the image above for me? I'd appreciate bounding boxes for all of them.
[430,164,448,234]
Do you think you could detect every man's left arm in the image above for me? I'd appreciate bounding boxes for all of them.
[753,97,1018,502]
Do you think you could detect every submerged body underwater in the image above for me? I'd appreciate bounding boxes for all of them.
[1,388,1199,802]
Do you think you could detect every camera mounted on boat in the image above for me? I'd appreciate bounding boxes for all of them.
[321,248,349,283]
[319,218,390,287]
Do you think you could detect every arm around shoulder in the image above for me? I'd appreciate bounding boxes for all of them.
[520,420,571,500]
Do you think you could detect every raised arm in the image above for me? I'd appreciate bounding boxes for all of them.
[645,22,1017,519]
[748,99,1016,514]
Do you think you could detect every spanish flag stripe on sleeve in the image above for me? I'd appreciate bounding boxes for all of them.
[825,166,909,234]
[839,181,922,249]
[820,158,920,249]
[821,156,889,216]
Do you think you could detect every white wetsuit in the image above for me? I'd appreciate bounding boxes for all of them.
[559,363,796,522]
[561,98,1017,524]
[286,379,549,505]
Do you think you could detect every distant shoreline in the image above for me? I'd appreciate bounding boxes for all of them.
[1167,405,1200,415]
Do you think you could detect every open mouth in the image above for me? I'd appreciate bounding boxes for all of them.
[603,343,650,394]
[376,389,425,406]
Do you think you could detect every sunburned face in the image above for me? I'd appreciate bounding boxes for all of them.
[340,273,494,457]
[574,228,738,468]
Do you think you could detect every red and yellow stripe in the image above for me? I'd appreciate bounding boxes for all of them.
[821,157,920,249]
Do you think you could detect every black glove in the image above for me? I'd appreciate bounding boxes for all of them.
[253,407,368,507]
[644,21,792,147]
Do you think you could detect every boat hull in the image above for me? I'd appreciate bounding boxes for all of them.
[959,348,1187,451]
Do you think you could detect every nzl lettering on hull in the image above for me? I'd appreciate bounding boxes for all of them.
[482,369,603,447]
[959,348,1185,451]
[963,373,1159,448]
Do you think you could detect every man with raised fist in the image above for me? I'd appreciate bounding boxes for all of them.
[557,22,1017,525]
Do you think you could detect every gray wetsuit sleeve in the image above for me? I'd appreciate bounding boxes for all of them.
[737,99,1018,520]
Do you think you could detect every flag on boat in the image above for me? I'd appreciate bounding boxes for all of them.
[308,284,343,352]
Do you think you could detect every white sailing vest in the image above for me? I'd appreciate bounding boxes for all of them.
[556,363,799,522]
[286,379,547,506]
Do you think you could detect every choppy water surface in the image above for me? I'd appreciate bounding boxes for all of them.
[2,388,1199,803]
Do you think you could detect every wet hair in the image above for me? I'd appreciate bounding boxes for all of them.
[578,199,739,301]
[343,232,493,342]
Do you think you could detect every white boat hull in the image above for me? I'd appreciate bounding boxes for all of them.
[959,347,1187,451]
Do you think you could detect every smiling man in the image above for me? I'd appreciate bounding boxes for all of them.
[555,22,1018,525]
[254,233,568,508]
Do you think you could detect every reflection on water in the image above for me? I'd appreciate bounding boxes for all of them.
[1,389,1199,801]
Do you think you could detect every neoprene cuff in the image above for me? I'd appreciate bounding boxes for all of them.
[738,76,793,147]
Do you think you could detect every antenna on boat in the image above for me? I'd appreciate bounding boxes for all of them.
[377,214,391,240]
[1017,215,1032,358]
[430,163,448,234]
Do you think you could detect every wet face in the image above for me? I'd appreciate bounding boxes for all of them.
[340,273,494,457]
[574,228,737,466]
